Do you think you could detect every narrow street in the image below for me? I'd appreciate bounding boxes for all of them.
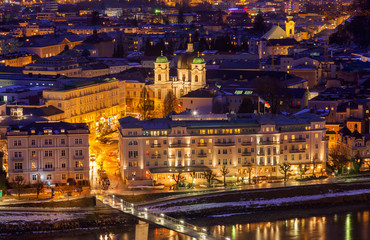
[89,132,125,192]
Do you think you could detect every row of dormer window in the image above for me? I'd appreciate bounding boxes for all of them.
[12,138,84,146]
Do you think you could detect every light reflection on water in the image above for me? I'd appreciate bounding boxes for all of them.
[208,210,369,240]
[13,210,369,240]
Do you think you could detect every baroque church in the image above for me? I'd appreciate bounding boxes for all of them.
[149,41,206,114]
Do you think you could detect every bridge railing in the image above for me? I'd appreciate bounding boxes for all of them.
[99,194,231,240]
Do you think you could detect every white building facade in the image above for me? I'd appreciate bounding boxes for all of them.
[119,113,328,185]
[7,121,90,185]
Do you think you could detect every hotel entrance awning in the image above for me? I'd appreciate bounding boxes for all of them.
[149,166,211,174]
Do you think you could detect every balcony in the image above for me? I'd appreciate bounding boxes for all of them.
[241,142,252,146]
[151,143,161,148]
[12,157,23,161]
[257,152,265,156]
[241,152,252,156]
[75,167,84,171]
[197,143,208,147]
[43,168,55,171]
[197,153,207,158]
[151,154,161,159]
[289,148,306,153]
[73,155,84,159]
[258,141,279,145]
[168,155,175,159]
[13,169,23,173]
[214,142,235,146]
[169,143,190,148]
[289,138,306,143]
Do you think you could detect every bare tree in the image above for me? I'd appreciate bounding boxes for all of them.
[352,152,364,173]
[163,91,176,117]
[254,76,286,114]
[299,164,309,179]
[0,168,7,193]
[203,170,215,187]
[238,98,256,113]
[328,146,350,174]
[138,87,154,120]
[171,171,184,190]
[246,165,253,184]
[220,166,230,187]
[279,163,291,182]
[35,179,44,200]
[311,157,320,177]
[189,170,196,188]
[12,176,25,200]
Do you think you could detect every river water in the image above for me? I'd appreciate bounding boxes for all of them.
[10,209,370,240]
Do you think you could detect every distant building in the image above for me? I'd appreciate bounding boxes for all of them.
[23,55,82,77]
[105,8,123,18]
[44,0,58,12]
[7,120,90,185]
[1,52,32,67]
[0,36,20,55]
[337,126,370,171]
[12,24,54,37]
[249,18,298,60]
[82,32,114,58]
[19,34,84,58]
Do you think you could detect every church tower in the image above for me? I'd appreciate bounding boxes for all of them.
[191,52,206,90]
[285,16,295,38]
[285,0,295,38]
[154,51,169,85]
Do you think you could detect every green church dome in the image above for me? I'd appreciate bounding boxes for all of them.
[156,51,168,63]
[192,56,205,64]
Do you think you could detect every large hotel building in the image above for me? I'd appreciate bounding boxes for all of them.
[119,113,328,185]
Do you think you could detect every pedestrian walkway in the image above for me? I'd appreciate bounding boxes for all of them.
[97,194,231,240]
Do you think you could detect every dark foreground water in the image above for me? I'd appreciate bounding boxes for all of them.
[9,209,370,240]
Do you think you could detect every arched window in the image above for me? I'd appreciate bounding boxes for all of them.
[195,75,199,82]
[182,74,185,82]
[158,74,161,81]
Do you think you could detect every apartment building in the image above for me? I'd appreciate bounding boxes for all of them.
[43,78,126,132]
[23,55,82,77]
[119,113,328,185]
[7,121,89,185]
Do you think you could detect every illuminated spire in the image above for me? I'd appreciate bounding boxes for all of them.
[288,0,292,16]
[186,33,194,53]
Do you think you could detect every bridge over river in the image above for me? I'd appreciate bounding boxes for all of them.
[97,195,231,240]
